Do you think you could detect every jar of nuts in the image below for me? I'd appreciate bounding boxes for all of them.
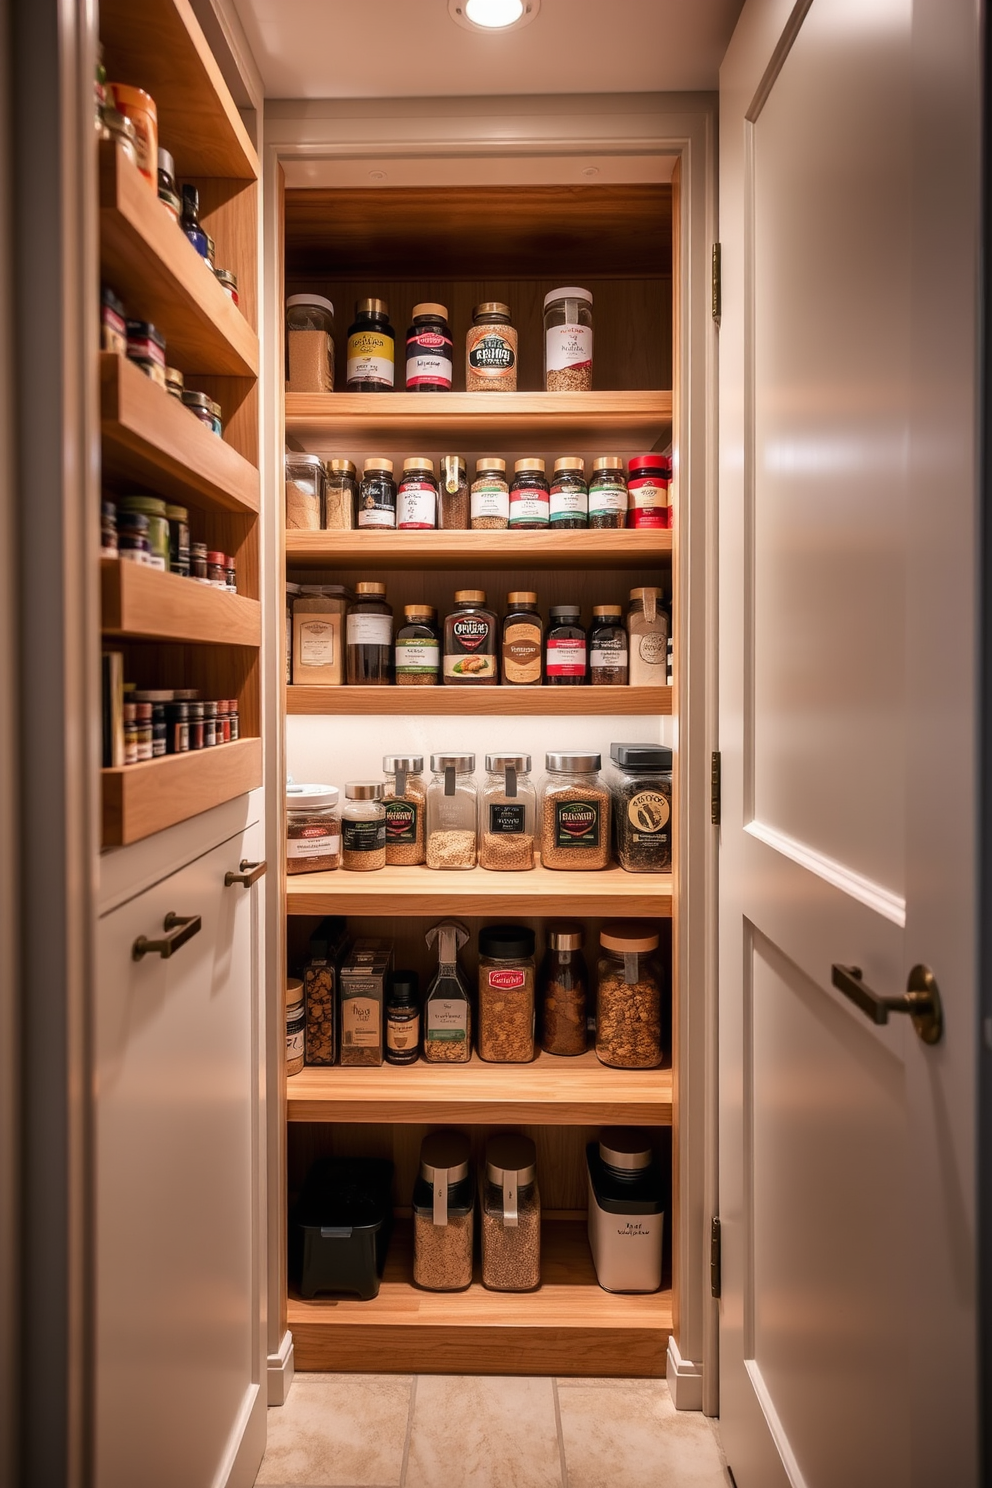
[413,1131,474,1291]
[481,1134,541,1292]
[540,923,588,1057]
[539,753,611,871]
[595,922,664,1069]
[479,753,536,871]
[478,924,536,1063]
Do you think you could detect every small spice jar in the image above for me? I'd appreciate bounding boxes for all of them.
[346,298,395,391]
[157,147,180,222]
[395,605,440,687]
[356,456,396,529]
[482,1134,541,1292]
[180,183,208,257]
[470,457,510,530]
[596,923,664,1069]
[479,753,536,871]
[188,701,205,750]
[426,753,478,870]
[119,496,169,570]
[588,456,628,529]
[286,296,335,390]
[123,703,138,764]
[413,1131,474,1292]
[385,970,420,1065]
[540,752,611,871]
[550,456,588,529]
[478,925,537,1063]
[627,454,671,529]
[286,978,305,1077]
[182,389,215,431]
[164,366,184,400]
[383,754,427,866]
[203,701,218,747]
[341,782,387,871]
[397,456,438,530]
[214,268,238,305]
[405,302,453,392]
[346,582,392,684]
[540,923,588,1056]
[286,784,342,875]
[103,108,139,169]
[165,700,189,754]
[443,590,498,686]
[107,81,157,184]
[206,397,223,436]
[190,542,208,582]
[610,742,673,874]
[466,302,518,391]
[509,458,550,530]
[118,511,150,565]
[206,550,227,587]
[323,458,356,530]
[545,605,588,685]
[438,455,470,529]
[544,286,593,391]
[501,592,543,686]
[126,319,166,387]
[101,285,127,355]
[589,605,629,685]
[165,504,190,577]
[285,452,325,531]
[101,500,118,558]
[627,586,669,686]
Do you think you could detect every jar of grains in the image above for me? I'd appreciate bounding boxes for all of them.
[540,922,588,1056]
[471,457,510,529]
[413,1131,474,1291]
[341,781,387,871]
[323,458,356,530]
[589,605,629,686]
[482,1134,541,1292]
[596,922,664,1069]
[397,455,438,529]
[395,604,440,686]
[609,742,673,873]
[286,979,305,1077]
[478,925,536,1062]
[286,294,335,392]
[588,456,628,529]
[382,754,427,866]
[438,455,470,529]
[346,582,393,684]
[627,586,669,687]
[549,456,588,529]
[356,456,396,528]
[426,753,478,869]
[466,301,518,391]
[479,753,536,871]
[509,458,550,529]
[285,452,325,530]
[286,783,341,875]
[292,585,349,686]
[540,752,611,871]
[544,286,593,391]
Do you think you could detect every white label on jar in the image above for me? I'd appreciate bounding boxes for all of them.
[589,483,627,517]
[546,638,587,676]
[406,349,453,389]
[471,481,509,521]
[145,554,167,571]
[509,489,549,526]
[287,831,340,859]
[395,639,439,672]
[549,483,588,520]
[591,643,628,668]
[299,618,335,666]
[397,480,437,529]
[546,322,593,372]
[347,613,392,646]
[357,504,395,529]
[347,331,394,388]
[286,1024,305,1059]
[427,999,468,1040]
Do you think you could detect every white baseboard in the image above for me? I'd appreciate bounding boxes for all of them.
[267,1330,295,1405]
[666,1336,704,1411]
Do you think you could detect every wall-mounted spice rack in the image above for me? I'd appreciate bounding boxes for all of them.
[102,737,262,847]
[101,559,261,646]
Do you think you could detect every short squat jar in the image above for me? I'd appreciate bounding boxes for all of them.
[478,924,536,1063]
[286,783,341,875]
[341,781,386,871]
[426,753,478,870]
[479,753,536,872]
[596,922,664,1069]
[482,1134,541,1292]
[540,752,611,871]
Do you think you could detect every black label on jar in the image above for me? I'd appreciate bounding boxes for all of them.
[342,817,387,853]
[452,616,491,651]
[469,333,515,370]
[386,800,418,844]
[489,803,526,834]
[554,800,601,848]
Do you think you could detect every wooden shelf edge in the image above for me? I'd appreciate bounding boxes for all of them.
[285,527,672,572]
[287,685,671,716]
[101,558,261,645]
[101,737,261,847]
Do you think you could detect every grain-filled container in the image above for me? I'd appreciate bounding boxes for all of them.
[383,754,427,866]
[595,922,664,1069]
[539,753,611,870]
[423,920,472,1062]
[540,923,588,1056]
[342,782,387,871]
[413,1131,474,1291]
[609,742,673,873]
[479,753,536,871]
[285,452,325,530]
[478,925,536,1063]
[481,1134,541,1292]
[324,458,357,530]
[286,784,341,875]
[466,302,517,391]
[587,1129,665,1293]
[544,286,593,391]
[286,294,335,392]
[292,585,349,686]
[426,754,478,870]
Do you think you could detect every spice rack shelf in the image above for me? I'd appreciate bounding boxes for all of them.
[286,685,671,716]
[101,353,259,514]
[101,736,262,847]
[285,390,673,452]
[285,527,672,571]
[288,1218,672,1376]
[101,558,261,646]
[100,140,258,376]
[287,1051,672,1126]
[287,865,672,918]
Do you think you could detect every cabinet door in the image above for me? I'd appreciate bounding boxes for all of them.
[94,824,265,1488]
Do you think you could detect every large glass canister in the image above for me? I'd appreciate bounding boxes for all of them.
[481,1134,541,1292]
[286,294,335,392]
[479,753,536,871]
[413,1130,474,1291]
[426,753,478,870]
[540,922,588,1056]
[595,922,664,1069]
[609,742,673,874]
[539,752,611,871]
[382,754,426,866]
[285,452,325,530]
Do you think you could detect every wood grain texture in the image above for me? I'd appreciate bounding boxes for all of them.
[101,737,261,847]
[286,685,671,717]
[284,526,671,571]
[100,141,258,376]
[101,0,258,179]
[100,559,261,646]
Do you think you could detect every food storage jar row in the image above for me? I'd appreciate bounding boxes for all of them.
[288,585,669,688]
[101,660,241,767]
[102,497,239,591]
[285,289,595,394]
[285,450,670,531]
[102,284,226,434]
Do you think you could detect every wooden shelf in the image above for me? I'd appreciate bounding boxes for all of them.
[287,864,671,918]
[102,737,261,847]
[287,684,670,716]
[100,0,258,179]
[101,353,259,514]
[101,558,260,645]
[100,140,258,377]
[285,526,671,571]
[288,1051,671,1126]
[289,1218,672,1377]
[285,390,672,452]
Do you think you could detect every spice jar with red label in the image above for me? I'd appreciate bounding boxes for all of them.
[443,590,498,686]
[478,925,536,1063]
[545,605,588,685]
[397,457,438,529]
[509,459,550,529]
[627,454,671,529]
[405,303,453,392]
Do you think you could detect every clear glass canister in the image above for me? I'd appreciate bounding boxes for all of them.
[286,784,341,875]
[426,753,478,869]
[596,922,664,1069]
[341,781,386,871]
[479,753,536,871]
[285,452,325,530]
[323,458,356,530]
[609,742,673,874]
[346,582,393,684]
[438,455,470,529]
[382,754,426,866]
[540,922,588,1056]
[292,585,349,686]
[413,1131,474,1291]
[540,752,611,870]
[482,1134,541,1292]
[478,924,536,1063]
[627,586,669,686]
[286,293,335,392]
[544,286,593,391]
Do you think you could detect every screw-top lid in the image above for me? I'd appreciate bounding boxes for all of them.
[355,581,387,596]
[363,456,393,474]
[549,605,581,620]
[598,1127,655,1171]
[287,976,304,1011]
[545,751,601,773]
[412,301,448,319]
[402,604,435,621]
[628,453,670,474]
[475,457,506,474]
[120,495,168,516]
[479,924,535,960]
[356,297,389,315]
[287,292,334,316]
[421,1130,471,1223]
[441,455,466,490]
[548,922,585,950]
[473,301,511,318]
[600,921,660,953]
[132,690,175,703]
[514,458,546,473]
[430,753,475,772]
[345,781,384,800]
[214,268,238,290]
[609,742,673,771]
[157,145,175,177]
[286,782,339,811]
[554,456,585,472]
[593,604,623,618]
[506,591,538,605]
[402,455,435,474]
[454,589,486,603]
[544,286,593,308]
[383,754,424,773]
[593,455,624,472]
[164,503,188,521]
[629,586,664,601]
[326,458,356,476]
[485,753,531,772]
[389,969,419,1005]
[206,550,226,565]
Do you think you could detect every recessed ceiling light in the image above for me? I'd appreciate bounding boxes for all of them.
[448,0,540,32]
[581,166,600,178]
[368,169,387,181]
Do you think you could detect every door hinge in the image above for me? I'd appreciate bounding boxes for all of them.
[710,751,721,825]
[710,1216,722,1299]
[711,242,722,322]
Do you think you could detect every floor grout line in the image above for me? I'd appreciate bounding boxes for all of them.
[398,1373,418,1488]
[551,1378,569,1488]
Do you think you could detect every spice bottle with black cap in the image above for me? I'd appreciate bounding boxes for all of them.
[482,1134,541,1292]
[385,970,420,1066]
[545,605,588,685]
[586,1128,665,1293]
[412,1130,474,1291]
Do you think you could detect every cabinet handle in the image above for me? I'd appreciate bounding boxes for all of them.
[224,859,267,888]
[132,911,202,962]
[831,963,943,1045]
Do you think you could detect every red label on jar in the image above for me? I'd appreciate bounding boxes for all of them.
[546,637,587,676]
[488,969,526,990]
[628,475,670,529]
[300,824,331,839]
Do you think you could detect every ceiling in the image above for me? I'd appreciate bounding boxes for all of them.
[232,0,745,99]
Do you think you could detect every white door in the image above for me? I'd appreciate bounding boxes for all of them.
[94,825,267,1488]
[718,1,980,1485]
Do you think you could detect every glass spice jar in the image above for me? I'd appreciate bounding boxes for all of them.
[382,754,427,866]
[405,302,453,392]
[426,753,478,870]
[286,784,341,875]
[346,297,395,391]
[323,458,356,530]
[540,752,611,871]
[540,923,588,1056]
[126,319,166,387]
[286,293,335,392]
[285,452,325,531]
[214,268,238,305]
[101,285,127,355]
[203,701,218,748]
[119,496,169,570]
[609,742,673,874]
[466,301,518,391]
[206,550,226,587]
[627,453,671,529]
[500,592,543,686]
[423,920,472,1062]
[479,753,536,871]
[182,389,215,431]
[549,456,588,529]
[123,703,138,764]
[471,457,510,530]
[188,701,205,750]
[443,590,498,686]
[165,504,189,576]
[190,541,208,582]
[385,970,420,1065]
[627,586,669,686]
[346,582,392,684]
[482,1134,541,1292]
[509,458,550,530]
[164,366,184,400]
[478,925,536,1062]
[545,605,588,685]
[438,455,470,529]
[544,286,593,392]
[413,1131,474,1290]
[356,456,396,528]
[341,782,387,871]
[596,922,664,1069]
[395,605,440,687]
[588,456,628,529]
[397,456,438,530]
[118,511,150,565]
[589,604,629,685]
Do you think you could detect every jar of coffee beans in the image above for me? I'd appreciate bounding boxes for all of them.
[539,752,611,870]
[413,1131,474,1292]
[596,922,664,1069]
[482,1134,541,1291]
[609,742,672,873]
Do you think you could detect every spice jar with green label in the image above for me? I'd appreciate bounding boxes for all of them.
[540,752,611,870]
[395,605,440,687]
[383,754,426,866]
[588,456,628,529]
[342,782,387,871]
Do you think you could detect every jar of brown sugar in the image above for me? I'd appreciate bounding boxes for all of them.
[286,294,335,392]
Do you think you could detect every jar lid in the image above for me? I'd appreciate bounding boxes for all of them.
[104,108,138,143]
[132,689,175,702]
[119,495,168,516]
[326,458,356,475]
[183,390,212,411]
[550,605,581,619]
[345,781,384,800]
[506,591,537,604]
[402,455,435,473]
[473,301,511,318]
[206,550,226,565]
[514,458,545,473]
[543,286,593,308]
[390,969,419,1005]
[609,742,673,771]
[554,456,585,472]
[363,456,393,473]
[598,1127,654,1171]
[486,1133,536,1187]
[454,589,486,603]
[628,454,670,474]
[164,365,183,386]
[286,976,304,1010]
[383,754,424,772]
[592,455,624,472]
[356,297,389,315]
[126,319,164,348]
[136,703,152,720]
[207,399,223,420]
[173,688,200,701]
[629,586,664,601]
[412,302,448,319]
[545,752,601,773]
[430,753,475,772]
[286,452,325,472]
[475,457,506,473]
[157,145,175,176]
[297,583,350,597]
[420,1129,470,1185]
[485,752,531,772]
[600,921,660,953]
[354,583,387,600]
[441,454,466,482]
[286,782,339,811]
[479,924,534,959]
[165,504,188,520]
[402,604,435,620]
[286,582,302,597]
[287,293,334,315]
[214,267,238,290]
[593,604,623,617]
[548,922,584,950]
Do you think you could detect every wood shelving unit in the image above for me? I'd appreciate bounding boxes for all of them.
[101,737,262,847]
[287,684,671,716]
[286,526,672,571]
[101,559,261,645]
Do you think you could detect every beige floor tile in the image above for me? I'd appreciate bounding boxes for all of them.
[254,1372,414,1487]
[405,1375,563,1488]
[557,1381,728,1488]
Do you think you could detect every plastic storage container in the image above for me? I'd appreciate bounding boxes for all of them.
[293,1157,394,1301]
[413,1131,474,1291]
[286,294,335,392]
[587,1130,665,1293]
[481,1134,541,1292]
[286,783,341,875]
[596,922,664,1069]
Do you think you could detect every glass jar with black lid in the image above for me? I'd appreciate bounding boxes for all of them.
[509,458,550,529]
[405,302,453,392]
[545,605,588,685]
[346,582,393,684]
[346,298,395,391]
[549,457,588,529]
[589,605,629,685]
[609,741,673,873]
[357,457,396,529]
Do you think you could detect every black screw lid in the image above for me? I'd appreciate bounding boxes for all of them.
[549,605,581,621]
[389,970,419,1004]
[609,742,673,771]
[479,924,535,960]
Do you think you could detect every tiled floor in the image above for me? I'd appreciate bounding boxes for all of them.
[255,1373,731,1488]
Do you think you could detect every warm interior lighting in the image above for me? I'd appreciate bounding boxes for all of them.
[464,0,524,25]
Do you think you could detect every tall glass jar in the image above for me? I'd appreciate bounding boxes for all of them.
[346,582,392,684]
[609,742,672,873]
[545,605,588,686]
[426,753,478,869]
[341,781,386,871]
[286,294,335,392]
[588,456,628,529]
[413,1131,473,1291]
[382,754,426,866]
[323,458,356,530]
[466,302,518,391]
[470,457,510,530]
[540,923,588,1056]
[479,753,535,871]
[478,924,536,1063]
[438,455,470,529]
[539,752,611,871]
[596,922,664,1069]
[589,605,629,686]
[627,586,669,686]
[543,286,593,391]
[481,1134,541,1292]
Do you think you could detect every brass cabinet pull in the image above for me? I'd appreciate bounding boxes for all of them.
[831,963,943,1045]
[224,859,267,889]
[132,911,202,962]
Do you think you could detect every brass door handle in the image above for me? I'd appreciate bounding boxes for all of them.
[831,963,943,1045]
[224,859,267,888]
[132,911,202,962]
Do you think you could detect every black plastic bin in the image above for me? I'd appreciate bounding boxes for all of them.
[291,1157,394,1301]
